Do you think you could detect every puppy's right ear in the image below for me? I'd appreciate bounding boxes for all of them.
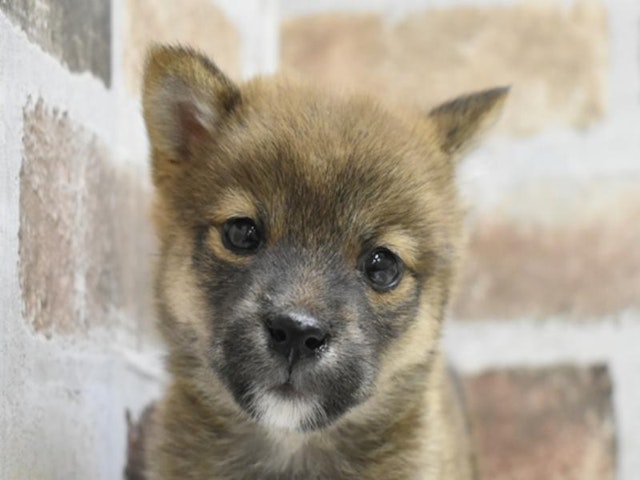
[142,45,241,167]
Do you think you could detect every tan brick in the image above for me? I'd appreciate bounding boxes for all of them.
[463,365,615,480]
[83,149,156,336]
[20,100,156,337]
[281,2,608,135]
[108,168,156,338]
[453,188,640,320]
[20,101,93,334]
[83,143,120,328]
[124,0,241,95]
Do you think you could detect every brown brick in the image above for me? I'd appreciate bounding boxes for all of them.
[463,365,615,480]
[87,168,155,336]
[124,0,241,95]
[83,142,120,328]
[453,190,640,320]
[107,168,156,338]
[20,100,156,337]
[0,0,111,85]
[83,148,156,336]
[281,2,607,136]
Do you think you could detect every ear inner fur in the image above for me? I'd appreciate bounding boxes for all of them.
[142,45,241,164]
[428,86,509,156]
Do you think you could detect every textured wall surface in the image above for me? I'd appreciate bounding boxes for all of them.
[0,0,112,85]
[0,2,161,477]
[123,0,241,93]
[464,365,615,480]
[1,1,639,479]
[282,3,608,135]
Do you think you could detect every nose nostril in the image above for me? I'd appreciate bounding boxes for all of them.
[269,328,287,343]
[304,335,326,351]
[265,314,329,359]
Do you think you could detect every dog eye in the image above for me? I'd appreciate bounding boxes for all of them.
[222,217,262,254]
[360,247,404,291]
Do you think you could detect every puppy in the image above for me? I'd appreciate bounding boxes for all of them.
[141,45,507,480]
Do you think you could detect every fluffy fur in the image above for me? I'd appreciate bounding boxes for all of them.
[142,45,507,480]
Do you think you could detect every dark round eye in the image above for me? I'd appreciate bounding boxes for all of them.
[361,247,404,291]
[222,217,262,254]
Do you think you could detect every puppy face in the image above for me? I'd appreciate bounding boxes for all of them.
[143,46,507,432]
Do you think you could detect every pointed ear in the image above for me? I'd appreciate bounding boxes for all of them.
[427,86,509,156]
[142,45,241,162]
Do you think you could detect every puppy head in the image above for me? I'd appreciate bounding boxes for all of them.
[143,46,507,432]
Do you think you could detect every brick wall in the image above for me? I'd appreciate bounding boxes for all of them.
[0,2,159,478]
[1,1,638,479]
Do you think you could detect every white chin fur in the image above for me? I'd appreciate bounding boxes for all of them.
[253,392,323,431]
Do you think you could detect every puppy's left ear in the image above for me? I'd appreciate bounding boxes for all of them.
[427,86,509,157]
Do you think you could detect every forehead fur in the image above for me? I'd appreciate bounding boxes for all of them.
[161,78,459,265]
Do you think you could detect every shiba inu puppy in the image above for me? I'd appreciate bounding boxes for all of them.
[142,45,507,480]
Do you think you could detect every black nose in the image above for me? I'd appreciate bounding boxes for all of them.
[265,314,329,364]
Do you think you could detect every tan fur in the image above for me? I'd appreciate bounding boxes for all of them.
[142,45,507,480]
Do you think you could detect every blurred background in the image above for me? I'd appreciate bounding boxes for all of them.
[1,0,638,479]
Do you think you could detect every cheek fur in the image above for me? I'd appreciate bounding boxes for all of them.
[376,292,444,388]
[362,272,422,346]
[160,239,211,336]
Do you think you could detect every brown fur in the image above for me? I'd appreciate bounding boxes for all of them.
[142,45,507,480]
